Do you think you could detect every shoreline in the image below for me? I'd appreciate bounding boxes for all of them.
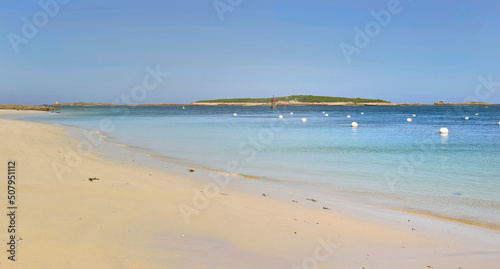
[397,210,500,231]
[118,146,500,231]
[0,105,59,111]
[11,109,500,230]
[39,112,500,231]
[1,110,500,268]
[50,103,499,107]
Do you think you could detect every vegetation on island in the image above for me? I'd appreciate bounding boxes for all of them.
[0,104,59,111]
[196,95,390,104]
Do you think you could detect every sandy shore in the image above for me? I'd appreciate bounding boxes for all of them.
[1,110,499,268]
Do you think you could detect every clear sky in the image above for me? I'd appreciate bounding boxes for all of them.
[1,0,499,105]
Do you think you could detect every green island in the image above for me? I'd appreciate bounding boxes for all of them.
[1,96,495,111]
[196,95,390,104]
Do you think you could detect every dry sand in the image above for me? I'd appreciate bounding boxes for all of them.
[0,110,499,268]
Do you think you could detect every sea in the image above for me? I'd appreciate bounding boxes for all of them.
[18,105,500,228]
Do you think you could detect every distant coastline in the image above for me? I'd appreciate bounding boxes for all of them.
[0,104,59,111]
[1,94,496,112]
[48,102,495,107]
[50,94,495,107]
[191,95,493,106]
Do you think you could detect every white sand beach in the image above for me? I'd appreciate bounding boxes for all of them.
[1,110,499,268]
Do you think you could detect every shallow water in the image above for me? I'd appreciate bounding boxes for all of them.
[26,105,500,227]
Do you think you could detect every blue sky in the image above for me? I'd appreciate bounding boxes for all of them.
[1,0,499,104]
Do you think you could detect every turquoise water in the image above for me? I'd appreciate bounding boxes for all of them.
[26,105,500,227]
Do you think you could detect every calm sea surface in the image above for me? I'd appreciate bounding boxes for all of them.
[24,105,500,227]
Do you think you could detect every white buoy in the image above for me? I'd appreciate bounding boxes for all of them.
[301,118,307,122]
[322,111,325,114]
[439,127,449,135]
[475,113,479,116]
[347,115,351,118]
[325,114,328,117]
[407,118,412,122]
[351,122,358,127]
[290,112,293,115]
[233,113,237,116]
[413,114,416,117]
[465,117,469,120]
[279,115,283,119]
[361,112,364,115]
[498,121,500,125]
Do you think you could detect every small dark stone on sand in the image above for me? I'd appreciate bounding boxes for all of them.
[88,177,100,182]
[188,169,195,172]
[323,207,330,210]
[306,198,317,202]
[292,200,298,203]
[262,193,268,196]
